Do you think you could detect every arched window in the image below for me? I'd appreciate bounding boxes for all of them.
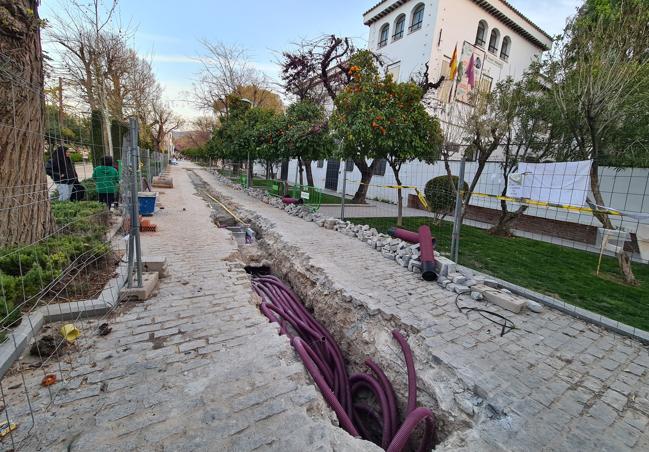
[410,3,425,32]
[393,14,406,41]
[500,36,511,61]
[378,23,389,48]
[488,28,500,54]
[475,20,488,47]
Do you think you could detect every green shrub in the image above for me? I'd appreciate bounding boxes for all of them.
[424,175,469,215]
[80,178,99,201]
[0,201,111,328]
[70,152,83,163]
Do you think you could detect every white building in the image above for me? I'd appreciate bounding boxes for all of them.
[363,0,552,103]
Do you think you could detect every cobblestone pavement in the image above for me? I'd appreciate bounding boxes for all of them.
[195,166,649,451]
[2,166,376,451]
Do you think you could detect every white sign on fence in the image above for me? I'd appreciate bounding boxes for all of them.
[301,191,310,200]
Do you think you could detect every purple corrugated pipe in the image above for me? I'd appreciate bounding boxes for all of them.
[386,407,436,452]
[387,227,436,247]
[292,337,360,437]
[392,330,417,417]
[417,225,438,281]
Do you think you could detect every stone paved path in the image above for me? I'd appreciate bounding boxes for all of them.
[195,166,649,451]
[3,165,375,451]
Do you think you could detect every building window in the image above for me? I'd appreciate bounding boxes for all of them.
[500,36,511,61]
[393,14,406,41]
[387,63,401,81]
[475,20,488,47]
[479,74,493,94]
[409,3,425,32]
[488,28,500,54]
[345,159,354,172]
[378,23,389,48]
[373,159,387,176]
[317,160,324,168]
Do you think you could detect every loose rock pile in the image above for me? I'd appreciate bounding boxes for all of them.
[210,170,541,315]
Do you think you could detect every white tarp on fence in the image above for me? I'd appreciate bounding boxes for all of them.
[508,160,592,206]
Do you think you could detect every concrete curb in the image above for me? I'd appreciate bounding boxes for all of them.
[457,263,649,345]
[0,261,129,378]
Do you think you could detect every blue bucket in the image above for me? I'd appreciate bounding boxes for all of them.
[138,192,157,216]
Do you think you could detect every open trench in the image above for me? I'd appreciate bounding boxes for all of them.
[189,171,497,450]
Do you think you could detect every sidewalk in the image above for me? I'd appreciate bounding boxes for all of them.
[6,164,373,451]
[195,166,649,451]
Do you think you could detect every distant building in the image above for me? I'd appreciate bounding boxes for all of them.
[363,0,552,104]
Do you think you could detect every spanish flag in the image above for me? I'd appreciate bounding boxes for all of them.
[449,45,458,80]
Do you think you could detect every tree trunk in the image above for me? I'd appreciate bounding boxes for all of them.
[298,158,304,186]
[304,159,314,187]
[489,203,528,237]
[390,162,404,227]
[0,0,53,247]
[351,158,380,204]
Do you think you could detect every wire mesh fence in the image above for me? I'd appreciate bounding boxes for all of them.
[0,49,146,448]
[243,156,649,334]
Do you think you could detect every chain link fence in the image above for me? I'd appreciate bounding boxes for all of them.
[244,156,649,334]
[0,50,145,448]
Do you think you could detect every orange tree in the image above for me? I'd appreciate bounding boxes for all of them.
[331,53,443,225]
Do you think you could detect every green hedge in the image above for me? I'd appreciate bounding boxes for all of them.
[0,201,110,333]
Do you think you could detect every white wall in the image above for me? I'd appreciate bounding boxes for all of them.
[366,0,439,82]
[255,159,649,233]
[429,0,549,85]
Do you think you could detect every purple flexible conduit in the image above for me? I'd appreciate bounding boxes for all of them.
[253,274,437,450]
[392,330,418,417]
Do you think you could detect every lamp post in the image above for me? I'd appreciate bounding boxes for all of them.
[240,98,253,189]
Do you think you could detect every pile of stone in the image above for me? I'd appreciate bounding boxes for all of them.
[209,169,542,315]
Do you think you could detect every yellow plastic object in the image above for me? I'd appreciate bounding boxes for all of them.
[60,324,80,343]
[0,420,17,438]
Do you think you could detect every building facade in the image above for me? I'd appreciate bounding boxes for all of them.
[363,0,552,103]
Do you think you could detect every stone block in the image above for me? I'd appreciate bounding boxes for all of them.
[452,275,467,285]
[408,259,422,272]
[120,272,159,301]
[484,290,527,314]
[471,291,484,301]
[454,285,470,294]
[382,250,395,260]
[527,300,543,313]
[152,176,173,188]
[434,256,456,277]
[396,255,411,267]
[142,256,167,278]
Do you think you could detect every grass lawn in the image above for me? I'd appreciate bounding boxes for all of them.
[250,179,344,204]
[353,216,649,332]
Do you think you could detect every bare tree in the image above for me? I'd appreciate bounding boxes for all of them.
[47,0,125,156]
[0,0,54,246]
[193,40,272,116]
[149,99,183,152]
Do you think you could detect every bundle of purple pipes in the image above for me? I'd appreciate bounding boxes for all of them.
[252,274,436,451]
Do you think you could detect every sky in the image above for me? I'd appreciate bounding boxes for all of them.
[40,0,582,125]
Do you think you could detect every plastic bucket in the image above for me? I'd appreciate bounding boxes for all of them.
[138,192,157,216]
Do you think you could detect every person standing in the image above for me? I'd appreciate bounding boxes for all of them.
[92,156,119,208]
[51,146,78,201]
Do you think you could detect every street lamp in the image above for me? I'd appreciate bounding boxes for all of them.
[240,98,253,189]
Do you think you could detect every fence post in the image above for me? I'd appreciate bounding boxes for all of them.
[128,117,143,288]
[451,157,466,263]
[145,149,151,186]
[340,164,347,221]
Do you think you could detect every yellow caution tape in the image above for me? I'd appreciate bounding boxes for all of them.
[345,178,622,216]
[345,180,430,210]
[468,191,624,216]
